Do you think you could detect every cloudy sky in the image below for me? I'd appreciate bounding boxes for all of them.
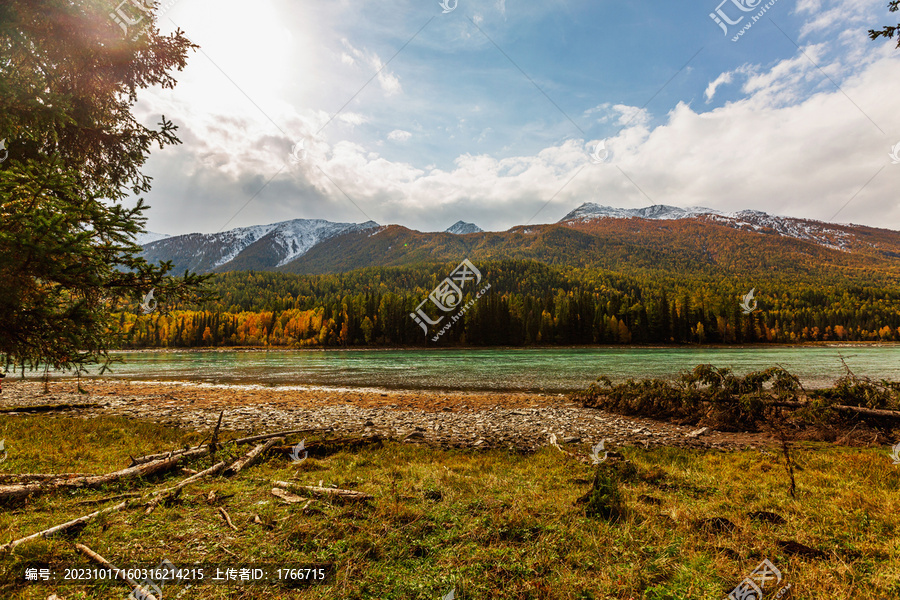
[129,0,900,235]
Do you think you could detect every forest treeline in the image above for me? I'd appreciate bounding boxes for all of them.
[111,261,900,348]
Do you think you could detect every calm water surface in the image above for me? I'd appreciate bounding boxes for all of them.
[29,346,900,393]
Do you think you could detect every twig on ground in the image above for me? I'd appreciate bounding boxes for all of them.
[272,481,373,503]
[209,410,225,455]
[218,507,238,531]
[76,492,141,506]
[224,438,283,476]
[129,428,330,466]
[0,502,129,553]
[0,473,98,483]
[777,427,798,499]
[145,461,227,514]
[76,543,157,600]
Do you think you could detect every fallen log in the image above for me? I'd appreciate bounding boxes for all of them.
[76,543,158,600]
[0,473,98,483]
[0,501,129,553]
[129,428,330,466]
[145,461,227,514]
[773,400,900,419]
[224,438,282,476]
[0,454,184,503]
[272,480,373,503]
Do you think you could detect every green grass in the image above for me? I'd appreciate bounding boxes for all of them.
[0,415,898,599]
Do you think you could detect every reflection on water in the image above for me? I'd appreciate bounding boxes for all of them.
[24,346,900,393]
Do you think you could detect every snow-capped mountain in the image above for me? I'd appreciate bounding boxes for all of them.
[560,203,718,222]
[133,231,170,245]
[137,204,900,276]
[139,218,379,274]
[445,221,483,234]
[699,210,853,251]
[559,203,857,251]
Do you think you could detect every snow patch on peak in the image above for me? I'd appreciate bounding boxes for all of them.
[560,203,856,252]
[445,221,483,234]
[268,219,380,266]
[207,223,280,267]
[134,231,171,246]
[701,212,852,251]
[560,203,719,223]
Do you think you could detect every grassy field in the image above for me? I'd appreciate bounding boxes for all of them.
[0,414,898,599]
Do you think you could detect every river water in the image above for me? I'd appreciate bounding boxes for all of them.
[26,346,900,393]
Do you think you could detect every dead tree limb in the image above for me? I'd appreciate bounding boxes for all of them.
[129,428,330,467]
[0,502,128,553]
[272,480,373,503]
[145,461,227,514]
[0,473,98,483]
[209,410,225,456]
[224,438,283,477]
[231,428,332,446]
[76,543,157,600]
[773,400,900,419]
[0,455,184,502]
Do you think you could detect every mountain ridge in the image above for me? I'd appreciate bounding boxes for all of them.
[138,204,900,276]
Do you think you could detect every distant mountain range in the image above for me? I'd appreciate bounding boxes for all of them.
[138,203,900,276]
[139,219,379,274]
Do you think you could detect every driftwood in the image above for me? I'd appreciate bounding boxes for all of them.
[145,461,227,514]
[217,507,238,531]
[273,480,372,503]
[224,438,282,476]
[271,488,308,504]
[3,460,226,549]
[548,434,588,463]
[129,428,330,467]
[773,400,900,419]
[0,454,184,502]
[76,543,158,600]
[0,473,98,483]
[0,501,129,553]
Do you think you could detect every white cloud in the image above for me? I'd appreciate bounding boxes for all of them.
[340,39,402,96]
[795,0,884,38]
[705,72,733,103]
[135,0,900,234]
[301,48,899,230]
[388,129,412,141]
[338,113,368,126]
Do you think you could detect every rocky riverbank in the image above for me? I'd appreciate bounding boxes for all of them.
[0,380,777,452]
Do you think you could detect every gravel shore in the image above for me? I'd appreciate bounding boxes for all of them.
[0,380,776,452]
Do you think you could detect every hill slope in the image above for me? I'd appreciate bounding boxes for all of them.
[138,204,900,280]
